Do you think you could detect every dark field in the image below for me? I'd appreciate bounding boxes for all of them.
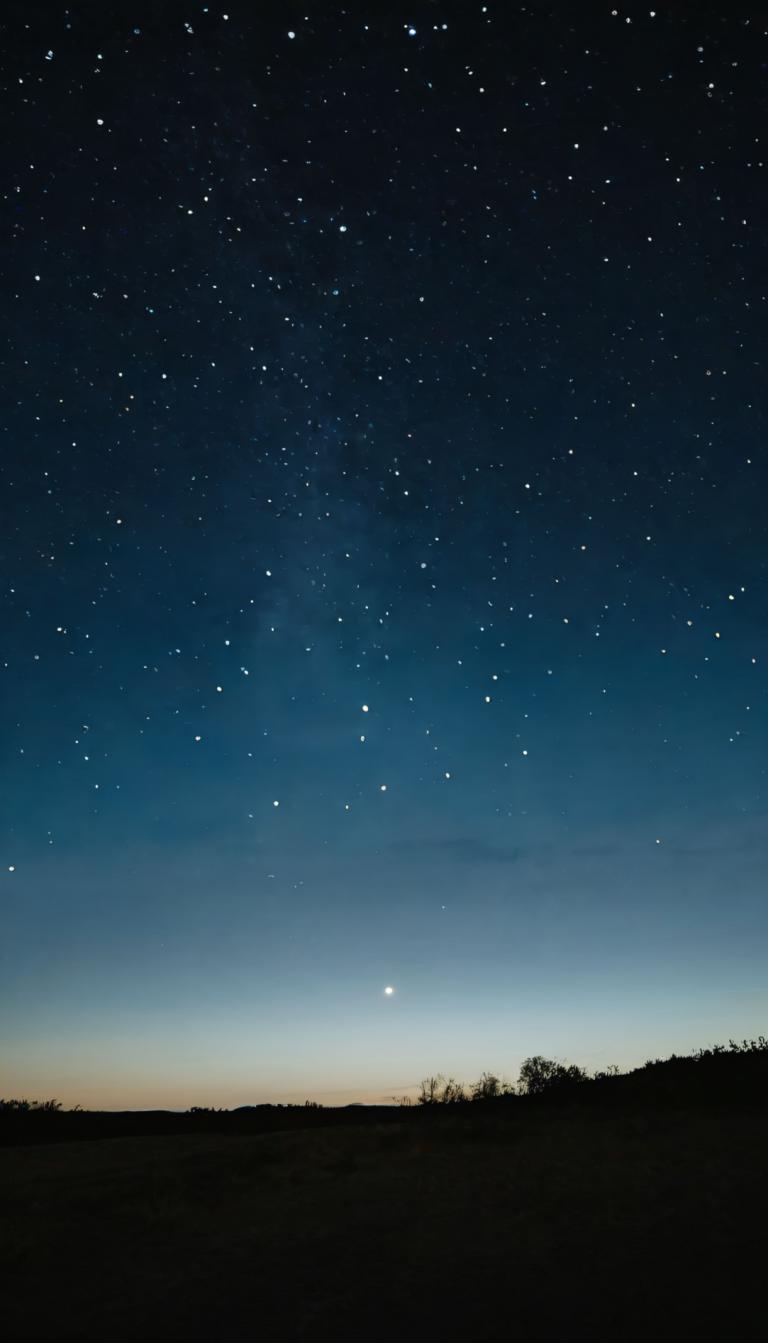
[4,1106,767,1340]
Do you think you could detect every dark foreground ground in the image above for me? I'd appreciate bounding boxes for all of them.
[3,1106,767,1341]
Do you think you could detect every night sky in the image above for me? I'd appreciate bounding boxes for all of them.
[2,3,766,1109]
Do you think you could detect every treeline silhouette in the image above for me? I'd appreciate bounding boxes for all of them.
[3,1036,765,1146]
[408,1055,593,1105]
[409,1037,768,1107]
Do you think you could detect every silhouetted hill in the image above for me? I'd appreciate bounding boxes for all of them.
[581,1039,768,1110]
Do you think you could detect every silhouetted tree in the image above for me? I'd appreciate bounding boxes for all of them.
[418,1075,445,1105]
[518,1056,588,1095]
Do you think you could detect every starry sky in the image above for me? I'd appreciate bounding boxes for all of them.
[2,2,766,1109]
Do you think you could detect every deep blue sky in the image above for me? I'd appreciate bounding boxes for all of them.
[2,2,766,1107]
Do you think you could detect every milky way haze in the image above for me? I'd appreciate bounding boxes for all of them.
[2,2,766,1108]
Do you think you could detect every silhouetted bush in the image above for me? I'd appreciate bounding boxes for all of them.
[0,1098,62,1112]
[471,1071,513,1100]
[441,1077,469,1103]
[416,1071,514,1105]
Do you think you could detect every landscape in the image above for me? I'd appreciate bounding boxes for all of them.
[4,1039,768,1337]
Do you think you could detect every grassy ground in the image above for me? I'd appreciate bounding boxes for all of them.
[3,1106,767,1340]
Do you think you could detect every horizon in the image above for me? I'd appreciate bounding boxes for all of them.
[7,1024,765,1112]
[6,1029,766,1112]
[3,4,767,1110]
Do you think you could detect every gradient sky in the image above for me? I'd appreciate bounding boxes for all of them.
[2,2,766,1108]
